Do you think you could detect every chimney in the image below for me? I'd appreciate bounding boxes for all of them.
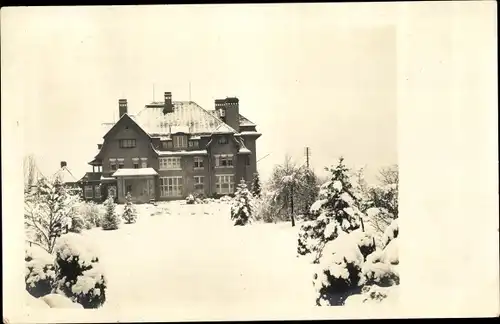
[224,97,240,132]
[163,92,173,114]
[119,99,128,118]
[60,161,67,168]
[214,99,227,122]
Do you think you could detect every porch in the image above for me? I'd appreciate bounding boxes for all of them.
[112,168,158,204]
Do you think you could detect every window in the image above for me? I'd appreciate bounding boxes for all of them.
[162,141,173,149]
[94,185,101,198]
[84,185,93,199]
[215,174,235,194]
[214,154,234,168]
[194,176,204,192]
[218,136,228,145]
[173,135,187,148]
[188,140,199,148]
[109,158,117,170]
[193,157,204,169]
[119,139,136,148]
[118,158,124,169]
[141,157,148,168]
[133,158,139,169]
[126,184,132,194]
[159,157,181,170]
[160,177,183,197]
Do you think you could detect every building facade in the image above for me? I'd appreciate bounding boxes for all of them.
[79,92,261,203]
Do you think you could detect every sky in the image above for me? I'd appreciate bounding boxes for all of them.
[5,4,397,184]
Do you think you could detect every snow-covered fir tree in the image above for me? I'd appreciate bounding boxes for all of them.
[122,192,137,224]
[231,178,254,226]
[297,157,365,262]
[251,172,262,198]
[101,196,120,230]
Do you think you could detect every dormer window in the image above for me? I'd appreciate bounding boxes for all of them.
[173,135,187,148]
[218,136,228,145]
[188,140,199,148]
[219,109,226,117]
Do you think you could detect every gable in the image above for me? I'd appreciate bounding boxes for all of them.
[103,114,150,141]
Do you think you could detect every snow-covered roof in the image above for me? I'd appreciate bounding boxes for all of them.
[99,100,259,142]
[100,176,115,181]
[238,131,262,136]
[112,168,158,177]
[170,125,190,134]
[239,114,256,127]
[238,147,251,154]
[133,101,237,136]
[153,148,209,156]
[53,166,78,184]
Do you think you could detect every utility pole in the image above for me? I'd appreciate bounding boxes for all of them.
[305,147,311,169]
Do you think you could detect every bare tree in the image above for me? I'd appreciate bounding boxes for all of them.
[23,154,38,193]
[358,164,399,236]
[378,164,399,188]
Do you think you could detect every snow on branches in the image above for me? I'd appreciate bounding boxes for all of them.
[102,196,120,230]
[122,192,138,224]
[24,176,80,253]
[297,158,366,262]
[230,179,254,226]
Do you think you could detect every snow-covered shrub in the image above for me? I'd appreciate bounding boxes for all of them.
[381,218,398,249]
[220,195,232,203]
[41,293,84,309]
[25,244,56,298]
[24,176,80,253]
[361,249,399,287]
[52,233,106,309]
[186,194,195,205]
[77,201,103,229]
[102,196,120,230]
[360,220,399,288]
[68,213,85,233]
[253,190,281,223]
[230,179,254,226]
[122,192,137,224]
[351,229,377,260]
[344,284,399,306]
[312,232,365,306]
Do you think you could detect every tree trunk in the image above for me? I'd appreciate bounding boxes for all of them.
[290,185,295,227]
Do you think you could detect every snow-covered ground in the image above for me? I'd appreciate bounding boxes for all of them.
[81,201,317,310]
